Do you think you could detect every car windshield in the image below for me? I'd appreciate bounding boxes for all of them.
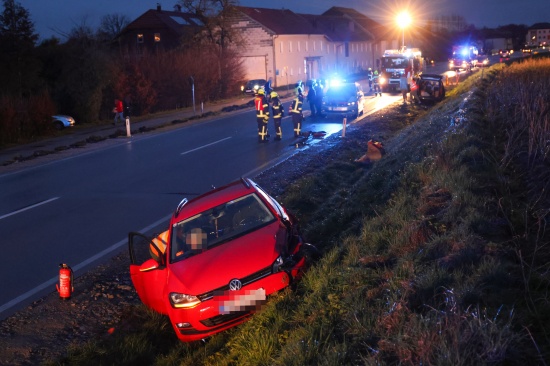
[247,80,265,87]
[382,57,408,68]
[170,193,276,262]
[326,84,356,99]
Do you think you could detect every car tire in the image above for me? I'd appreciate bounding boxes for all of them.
[300,242,320,263]
[53,120,64,130]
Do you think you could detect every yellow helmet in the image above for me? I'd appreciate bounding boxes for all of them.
[257,88,265,95]
[270,91,278,99]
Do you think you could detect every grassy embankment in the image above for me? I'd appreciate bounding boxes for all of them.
[54,57,550,365]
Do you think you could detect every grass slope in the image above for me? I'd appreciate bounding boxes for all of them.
[53,57,550,365]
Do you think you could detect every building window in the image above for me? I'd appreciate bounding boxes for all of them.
[320,41,323,51]
[298,41,301,52]
[137,34,144,43]
[154,33,161,42]
[289,41,292,53]
[306,41,309,52]
[313,41,316,51]
[280,42,283,53]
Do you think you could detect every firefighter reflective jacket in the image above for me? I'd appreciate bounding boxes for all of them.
[271,97,284,119]
[290,96,303,115]
[255,95,269,119]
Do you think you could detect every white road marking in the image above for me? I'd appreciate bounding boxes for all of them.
[181,137,232,155]
[0,214,172,316]
[0,197,59,221]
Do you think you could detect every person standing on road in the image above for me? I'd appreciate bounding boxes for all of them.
[254,88,270,142]
[372,70,381,96]
[314,81,324,118]
[113,99,124,125]
[290,91,304,138]
[409,76,419,104]
[399,68,409,103]
[264,77,273,102]
[307,81,317,118]
[270,91,284,141]
[367,68,373,91]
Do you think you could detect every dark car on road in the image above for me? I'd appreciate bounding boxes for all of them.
[321,81,364,119]
[241,79,267,95]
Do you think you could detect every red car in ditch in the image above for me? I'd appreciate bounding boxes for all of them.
[128,177,317,342]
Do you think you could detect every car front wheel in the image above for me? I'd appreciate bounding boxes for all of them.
[53,121,64,130]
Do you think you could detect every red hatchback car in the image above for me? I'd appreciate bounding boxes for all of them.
[128,178,317,342]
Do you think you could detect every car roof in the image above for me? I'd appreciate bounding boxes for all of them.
[420,74,443,81]
[172,178,259,222]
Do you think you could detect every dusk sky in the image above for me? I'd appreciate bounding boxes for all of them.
[15,0,550,41]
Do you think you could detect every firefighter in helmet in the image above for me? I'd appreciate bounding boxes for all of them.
[254,88,270,142]
[289,89,304,138]
[372,70,382,97]
[270,91,284,141]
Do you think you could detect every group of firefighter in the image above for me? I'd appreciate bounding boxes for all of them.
[254,80,306,143]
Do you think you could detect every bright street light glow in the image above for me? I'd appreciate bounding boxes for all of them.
[396,11,411,49]
[396,11,411,29]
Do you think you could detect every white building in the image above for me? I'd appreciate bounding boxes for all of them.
[230,6,395,88]
[525,22,550,47]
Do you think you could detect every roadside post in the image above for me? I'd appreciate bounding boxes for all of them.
[189,76,196,115]
[342,117,347,137]
[125,116,131,137]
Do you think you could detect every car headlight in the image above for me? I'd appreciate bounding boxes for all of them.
[348,101,356,106]
[169,292,201,308]
[379,77,386,84]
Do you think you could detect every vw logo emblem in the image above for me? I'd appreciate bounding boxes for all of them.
[229,279,242,291]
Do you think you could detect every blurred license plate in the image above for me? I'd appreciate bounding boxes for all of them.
[218,288,266,314]
[332,107,347,111]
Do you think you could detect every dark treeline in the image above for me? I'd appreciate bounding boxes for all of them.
[0,0,244,146]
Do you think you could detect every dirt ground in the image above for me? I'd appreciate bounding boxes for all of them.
[0,101,423,365]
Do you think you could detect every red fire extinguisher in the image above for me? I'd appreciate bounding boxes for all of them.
[56,263,74,300]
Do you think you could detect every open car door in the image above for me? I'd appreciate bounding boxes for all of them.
[128,231,169,315]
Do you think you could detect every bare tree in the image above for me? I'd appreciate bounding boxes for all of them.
[98,13,130,40]
[178,0,241,49]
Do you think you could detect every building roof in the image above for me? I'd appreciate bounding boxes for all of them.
[298,13,374,42]
[322,6,386,40]
[233,6,324,35]
[529,22,550,30]
[124,8,204,36]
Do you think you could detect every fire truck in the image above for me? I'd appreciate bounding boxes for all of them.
[449,45,478,71]
[379,47,423,93]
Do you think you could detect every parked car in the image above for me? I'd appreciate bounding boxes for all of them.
[128,177,317,342]
[52,115,75,130]
[414,74,446,104]
[241,79,267,95]
[321,81,364,119]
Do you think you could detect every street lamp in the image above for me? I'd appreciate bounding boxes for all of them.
[396,11,411,50]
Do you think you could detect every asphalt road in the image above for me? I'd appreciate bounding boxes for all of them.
[0,89,403,320]
[0,53,496,319]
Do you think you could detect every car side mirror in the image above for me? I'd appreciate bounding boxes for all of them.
[139,258,161,272]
